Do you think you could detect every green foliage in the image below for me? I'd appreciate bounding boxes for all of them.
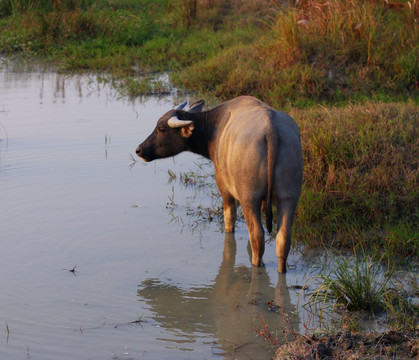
[0,0,95,16]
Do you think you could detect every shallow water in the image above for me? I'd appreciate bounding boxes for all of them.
[0,61,404,360]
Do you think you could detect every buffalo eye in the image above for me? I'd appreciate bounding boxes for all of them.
[157,127,166,134]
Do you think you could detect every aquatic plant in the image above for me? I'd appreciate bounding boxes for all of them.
[132,312,144,324]
[254,314,279,346]
[302,250,394,321]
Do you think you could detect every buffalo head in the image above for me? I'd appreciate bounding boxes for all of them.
[136,100,204,162]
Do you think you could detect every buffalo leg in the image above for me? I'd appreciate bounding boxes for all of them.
[216,174,237,233]
[276,199,297,273]
[222,195,237,233]
[242,201,265,267]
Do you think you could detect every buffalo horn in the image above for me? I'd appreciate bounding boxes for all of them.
[167,116,193,128]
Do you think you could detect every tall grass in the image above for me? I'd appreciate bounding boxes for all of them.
[293,101,418,257]
[178,0,418,106]
[1,0,416,104]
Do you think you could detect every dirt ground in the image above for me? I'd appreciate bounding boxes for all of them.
[276,330,418,359]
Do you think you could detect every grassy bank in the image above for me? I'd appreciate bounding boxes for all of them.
[0,0,417,105]
[294,101,418,259]
[177,0,419,107]
[0,0,272,95]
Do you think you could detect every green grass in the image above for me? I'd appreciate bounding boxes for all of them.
[292,101,418,260]
[2,0,415,104]
[304,252,394,317]
[300,249,418,332]
[0,1,268,79]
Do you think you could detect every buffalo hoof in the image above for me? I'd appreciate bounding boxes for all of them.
[251,255,264,267]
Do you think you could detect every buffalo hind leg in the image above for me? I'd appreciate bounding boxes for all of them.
[242,201,265,267]
[276,199,297,273]
[216,173,237,233]
[222,194,237,233]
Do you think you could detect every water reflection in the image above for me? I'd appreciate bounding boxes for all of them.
[138,232,300,359]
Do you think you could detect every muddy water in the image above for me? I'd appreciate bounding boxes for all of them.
[0,62,318,360]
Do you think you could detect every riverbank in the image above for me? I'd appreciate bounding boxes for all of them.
[276,330,418,359]
[0,0,417,107]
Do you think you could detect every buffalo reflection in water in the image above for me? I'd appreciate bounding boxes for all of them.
[137,233,300,358]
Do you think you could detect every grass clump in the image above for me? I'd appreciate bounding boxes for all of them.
[302,249,418,329]
[304,252,394,318]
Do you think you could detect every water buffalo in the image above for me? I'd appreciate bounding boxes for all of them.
[136,96,303,273]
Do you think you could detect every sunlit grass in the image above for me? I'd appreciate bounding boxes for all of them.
[177,0,418,107]
[292,101,418,259]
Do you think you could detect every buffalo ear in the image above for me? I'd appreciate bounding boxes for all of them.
[180,123,194,138]
[175,101,188,110]
[188,100,205,113]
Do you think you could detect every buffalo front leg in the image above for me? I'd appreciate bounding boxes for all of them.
[276,199,297,273]
[242,201,265,267]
